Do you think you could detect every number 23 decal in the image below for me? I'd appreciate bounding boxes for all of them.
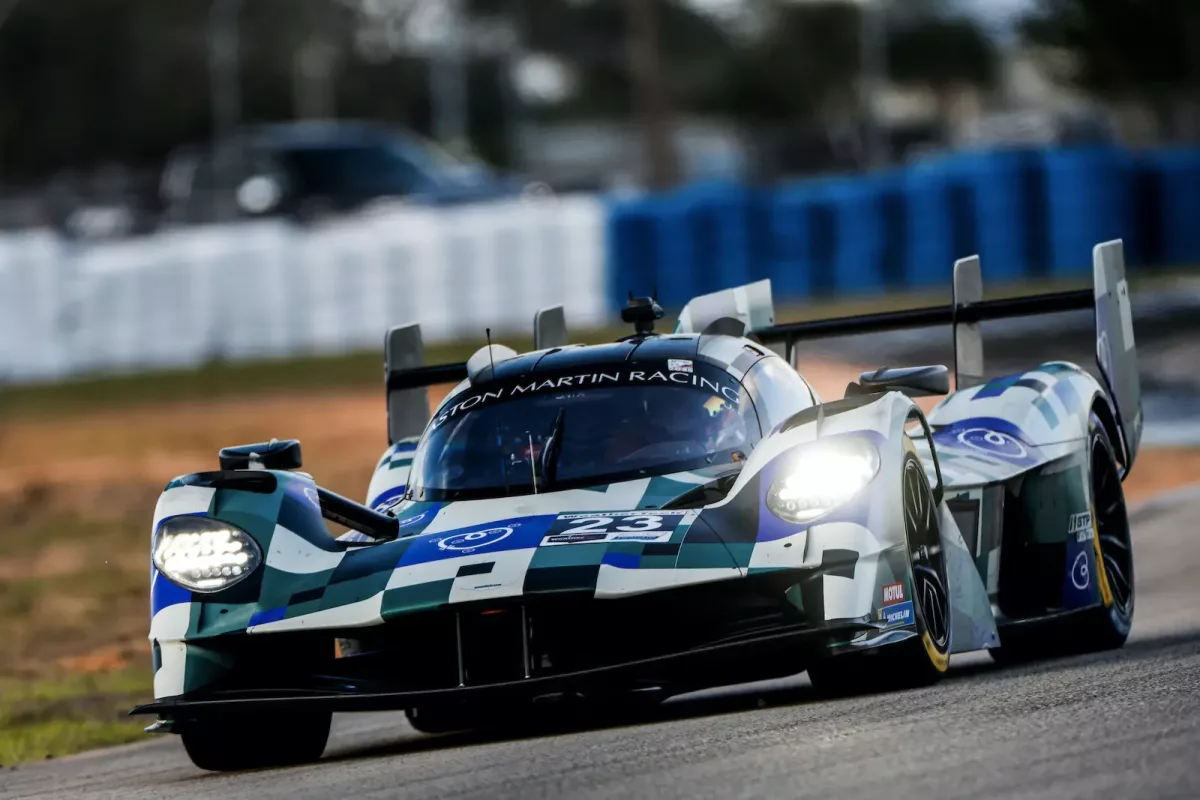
[565,515,665,533]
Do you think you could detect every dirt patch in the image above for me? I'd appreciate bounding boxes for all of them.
[0,544,87,581]
[57,641,147,675]
[1123,448,1200,505]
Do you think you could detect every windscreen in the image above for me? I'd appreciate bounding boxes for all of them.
[407,362,761,501]
[277,145,430,196]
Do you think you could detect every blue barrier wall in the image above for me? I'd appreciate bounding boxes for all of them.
[606,146,1200,310]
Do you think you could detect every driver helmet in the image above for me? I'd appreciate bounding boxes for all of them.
[700,394,743,451]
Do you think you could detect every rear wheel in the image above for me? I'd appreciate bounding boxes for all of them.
[180,711,331,771]
[989,410,1134,664]
[807,449,951,695]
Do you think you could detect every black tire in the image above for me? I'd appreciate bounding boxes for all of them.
[808,448,951,695]
[180,712,331,772]
[989,410,1134,664]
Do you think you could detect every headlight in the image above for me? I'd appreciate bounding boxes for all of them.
[152,516,262,593]
[766,437,880,524]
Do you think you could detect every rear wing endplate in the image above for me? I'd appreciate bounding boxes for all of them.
[674,280,775,337]
[1093,240,1142,468]
[952,255,984,390]
[384,305,568,445]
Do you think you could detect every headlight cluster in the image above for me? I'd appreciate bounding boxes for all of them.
[153,516,262,593]
[766,437,880,524]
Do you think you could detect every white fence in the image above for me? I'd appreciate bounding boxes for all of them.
[0,196,608,384]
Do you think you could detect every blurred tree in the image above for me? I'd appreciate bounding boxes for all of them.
[888,12,997,90]
[625,0,680,189]
[702,2,862,123]
[1019,0,1200,141]
[520,0,737,118]
[888,6,999,141]
[0,0,1006,186]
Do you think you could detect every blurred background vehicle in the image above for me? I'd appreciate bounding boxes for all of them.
[158,120,529,225]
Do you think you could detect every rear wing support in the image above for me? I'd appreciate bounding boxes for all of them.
[1093,240,1142,469]
[952,255,984,390]
[534,306,567,350]
[383,305,568,445]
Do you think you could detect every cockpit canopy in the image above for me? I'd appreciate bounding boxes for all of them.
[406,359,760,501]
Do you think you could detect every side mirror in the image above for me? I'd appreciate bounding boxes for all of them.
[845,365,950,398]
[219,439,303,471]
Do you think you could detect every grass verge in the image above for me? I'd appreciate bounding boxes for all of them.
[0,506,154,766]
[0,666,151,767]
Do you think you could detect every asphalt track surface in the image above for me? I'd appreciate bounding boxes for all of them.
[3,489,1199,800]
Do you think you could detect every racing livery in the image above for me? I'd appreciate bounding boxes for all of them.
[135,240,1140,772]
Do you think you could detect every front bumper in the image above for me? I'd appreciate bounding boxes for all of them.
[134,565,899,720]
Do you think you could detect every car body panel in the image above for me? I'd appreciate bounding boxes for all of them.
[917,361,1113,490]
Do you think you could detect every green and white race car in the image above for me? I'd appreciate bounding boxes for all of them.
[135,240,1141,772]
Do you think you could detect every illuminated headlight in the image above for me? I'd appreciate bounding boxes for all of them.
[152,516,262,593]
[766,437,880,524]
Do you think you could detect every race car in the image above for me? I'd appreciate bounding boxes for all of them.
[134,239,1141,772]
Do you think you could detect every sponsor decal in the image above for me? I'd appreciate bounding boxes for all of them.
[541,511,692,545]
[882,601,914,628]
[546,532,608,544]
[397,511,427,528]
[956,428,1028,459]
[431,367,741,428]
[668,359,694,374]
[1069,511,1092,542]
[882,583,905,605]
[1071,551,1090,590]
[435,525,516,553]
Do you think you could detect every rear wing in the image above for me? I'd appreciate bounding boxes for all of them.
[749,239,1141,471]
[382,241,1141,470]
[383,306,568,444]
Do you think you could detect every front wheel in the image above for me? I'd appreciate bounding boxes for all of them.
[180,711,331,771]
[808,448,951,695]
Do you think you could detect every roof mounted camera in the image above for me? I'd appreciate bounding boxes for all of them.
[622,291,664,335]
